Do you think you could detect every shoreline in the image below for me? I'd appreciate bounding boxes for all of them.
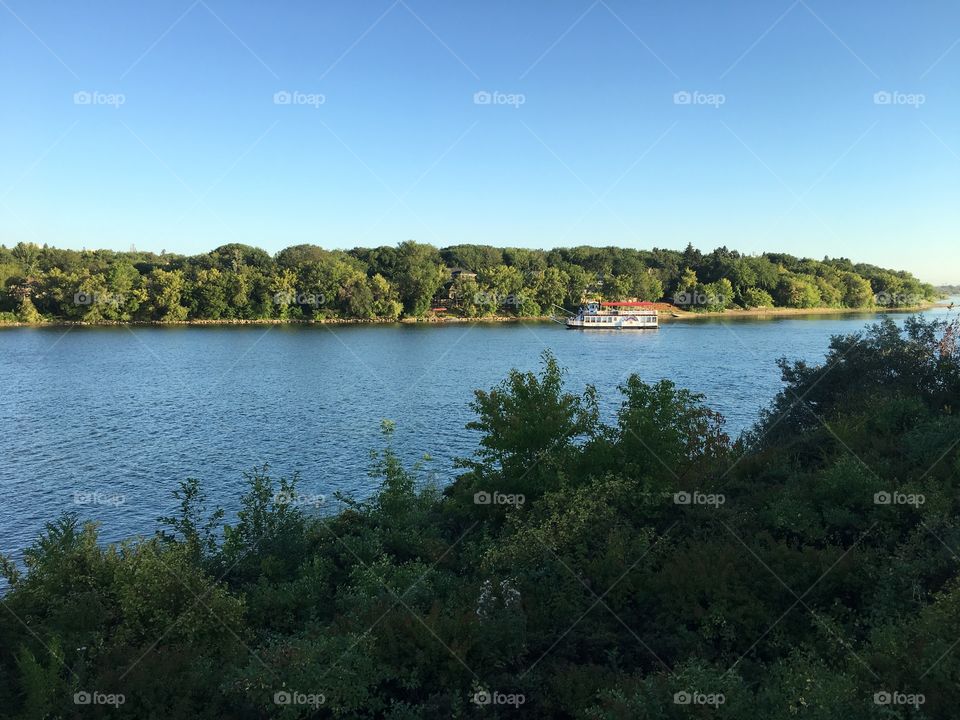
[0,302,945,329]
[659,303,941,321]
[0,315,556,329]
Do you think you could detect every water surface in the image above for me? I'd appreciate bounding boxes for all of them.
[1,306,955,558]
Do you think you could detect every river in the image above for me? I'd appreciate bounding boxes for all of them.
[1,304,956,558]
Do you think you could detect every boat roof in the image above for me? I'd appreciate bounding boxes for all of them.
[599,301,657,307]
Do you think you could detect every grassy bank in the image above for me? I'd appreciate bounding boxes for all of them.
[658,301,940,321]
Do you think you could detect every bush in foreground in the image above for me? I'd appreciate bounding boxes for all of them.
[1,317,959,718]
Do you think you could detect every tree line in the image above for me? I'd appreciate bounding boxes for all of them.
[1,316,959,717]
[0,240,937,323]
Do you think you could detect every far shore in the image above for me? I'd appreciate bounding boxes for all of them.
[0,302,947,329]
[659,302,943,321]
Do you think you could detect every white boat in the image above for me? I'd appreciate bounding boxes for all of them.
[566,301,659,330]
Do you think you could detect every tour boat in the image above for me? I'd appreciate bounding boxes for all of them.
[566,301,659,330]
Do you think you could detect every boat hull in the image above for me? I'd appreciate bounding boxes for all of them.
[566,318,658,329]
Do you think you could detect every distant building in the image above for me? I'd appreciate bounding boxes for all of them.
[433,268,479,308]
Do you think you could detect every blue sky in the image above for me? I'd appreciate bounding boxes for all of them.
[1,0,958,282]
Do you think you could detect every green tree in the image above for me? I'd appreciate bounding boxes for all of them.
[741,287,774,308]
[673,267,699,307]
[564,264,591,307]
[460,351,599,502]
[190,267,229,319]
[776,275,821,308]
[533,266,569,311]
[631,270,664,302]
[146,268,189,321]
[815,276,843,307]
[840,271,874,307]
[369,273,403,319]
[703,277,733,311]
[10,242,40,274]
[394,241,447,316]
[479,264,525,311]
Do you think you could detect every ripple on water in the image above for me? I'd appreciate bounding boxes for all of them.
[1,307,954,558]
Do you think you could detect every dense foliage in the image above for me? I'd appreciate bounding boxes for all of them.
[0,241,937,323]
[2,316,959,718]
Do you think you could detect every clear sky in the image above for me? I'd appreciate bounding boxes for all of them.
[1,0,958,282]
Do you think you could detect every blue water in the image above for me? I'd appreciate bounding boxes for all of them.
[1,305,955,559]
